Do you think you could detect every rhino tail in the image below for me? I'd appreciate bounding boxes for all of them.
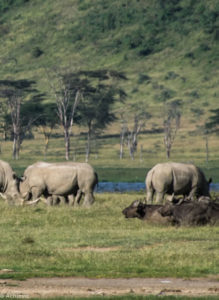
[94,172,98,189]
[146,169,154,190]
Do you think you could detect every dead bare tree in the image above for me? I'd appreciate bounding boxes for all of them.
[8,92,21,159]
[127,104,151,160]
[120,118,128,159]
[163,100,182,159]
[0,79,37,159]
[46,69,81,160]
[56,86,80,161]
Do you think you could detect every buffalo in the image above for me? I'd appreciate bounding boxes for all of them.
[20,161,98,206]
[146,162,212,204]
[158,198,219,226]
[122,199,172,224]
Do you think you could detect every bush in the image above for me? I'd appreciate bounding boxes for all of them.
[137,74,151,84]
[32,47,43,58]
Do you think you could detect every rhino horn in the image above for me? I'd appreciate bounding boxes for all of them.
[23,198,41,206]
[0,193,7,200]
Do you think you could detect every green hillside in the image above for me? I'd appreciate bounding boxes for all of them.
[1,0,218,105]
[0,0,218,175]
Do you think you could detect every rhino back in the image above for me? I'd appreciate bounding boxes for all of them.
[171,163,197,195]
[41,165,78,195]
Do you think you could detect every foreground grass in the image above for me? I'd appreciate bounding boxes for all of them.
[0,193,218,280]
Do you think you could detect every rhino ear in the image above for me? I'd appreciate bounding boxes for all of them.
[133,200,140,207]
[20,176,26,182]
[208,178,212,184]
[12,173,17,180]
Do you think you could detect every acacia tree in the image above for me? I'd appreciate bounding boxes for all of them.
[127,108,151,160]
[0,79,37,159]
[119,112,128,160]
[36,102,59,158]
[47,69,85,160]
[206,108,219,134]
[118,103,151,160]
[163,99,182,159]
[190,107,219,164]
[0,96,10,153]
[74,70,127,161]
[204,108,219,164]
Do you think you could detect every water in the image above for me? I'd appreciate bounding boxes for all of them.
[95,182,219,193]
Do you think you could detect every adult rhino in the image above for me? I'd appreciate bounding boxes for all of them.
[0,160,38,206]
[146,162,212,204]
[20,161,98,206]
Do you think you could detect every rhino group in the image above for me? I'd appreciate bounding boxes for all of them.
[20,161,98,206]
[146,162,212,204]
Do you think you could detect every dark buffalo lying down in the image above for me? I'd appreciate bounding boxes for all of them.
[122,200,172,225]
[158,198,219,226]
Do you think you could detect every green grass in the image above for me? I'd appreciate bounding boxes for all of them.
[0,193,218,280]
[0,131,218,182]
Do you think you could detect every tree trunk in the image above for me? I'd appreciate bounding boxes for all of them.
[12,136,17,160]
[205,134,209,165]
[120,122,127,159]
[85,124,92,162]
[64,129,70,161]
[12,128,20,160]
[44,136,49,160]
[166,147,171,159]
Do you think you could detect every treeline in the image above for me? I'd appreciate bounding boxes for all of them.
[0,68,218,162]
[0,69,127,160]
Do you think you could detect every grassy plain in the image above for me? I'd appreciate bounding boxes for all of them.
[0,127,218,182]
[0,193,218,280]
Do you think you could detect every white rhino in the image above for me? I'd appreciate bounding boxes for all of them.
[146,162,212,204]
[20,161,98,206]
[0,160,38,205]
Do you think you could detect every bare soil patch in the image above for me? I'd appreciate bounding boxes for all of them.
[0,276,219,298]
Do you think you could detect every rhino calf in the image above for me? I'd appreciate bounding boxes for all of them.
[146,162,212,204]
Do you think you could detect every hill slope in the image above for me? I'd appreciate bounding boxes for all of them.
[0,0,218,169]
[0,0,218,105]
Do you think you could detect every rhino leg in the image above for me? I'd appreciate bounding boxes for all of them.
[31,187,43,200]
[187,188,197,201]
[75,190,82,205]
[68,194,76,206]
[146,190,154,204]
[83,192,95,206]
[60,196,69,205]
[155,191,164,204]
[52,195,63,205]
[46,196,53,206]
